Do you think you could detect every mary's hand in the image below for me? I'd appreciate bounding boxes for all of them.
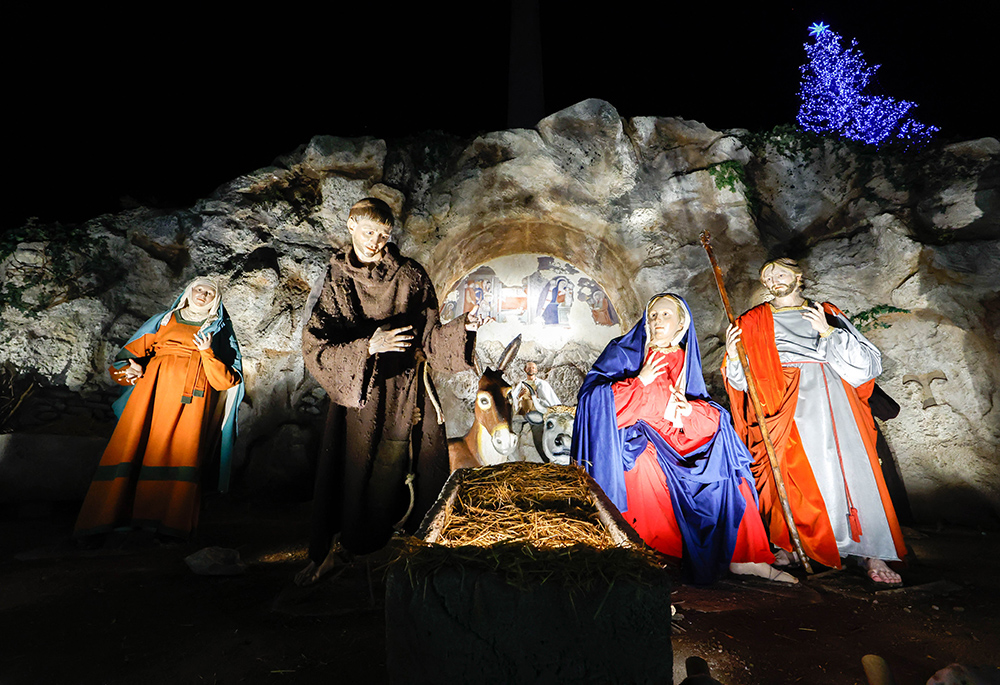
[638,351,669,386]
[669,384,692,416]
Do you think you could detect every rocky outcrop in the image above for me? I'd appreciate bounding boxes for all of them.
[2,99,997,525]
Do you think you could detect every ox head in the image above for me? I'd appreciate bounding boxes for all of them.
[526,404,576,465]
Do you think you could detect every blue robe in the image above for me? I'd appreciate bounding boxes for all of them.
[572,296,758,584]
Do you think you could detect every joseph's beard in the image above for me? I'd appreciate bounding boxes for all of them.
[769,282,798,298]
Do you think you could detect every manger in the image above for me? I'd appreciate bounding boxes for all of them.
[385,462,673,685]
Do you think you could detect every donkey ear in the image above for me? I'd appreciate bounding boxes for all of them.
[497,335,522,372]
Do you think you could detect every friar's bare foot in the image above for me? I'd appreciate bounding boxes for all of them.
[864,557,902,585]
[772,548,801,567]
[730,562,798,584]
[294,546,344,587]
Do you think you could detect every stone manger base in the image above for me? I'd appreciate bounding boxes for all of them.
[385,463,673,685]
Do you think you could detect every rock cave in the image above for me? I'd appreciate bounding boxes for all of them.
[2,98,998,684]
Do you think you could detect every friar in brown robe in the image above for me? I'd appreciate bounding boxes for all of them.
[297,198,483,585]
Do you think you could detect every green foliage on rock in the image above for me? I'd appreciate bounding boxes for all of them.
[846,304,909,332]
[738,124,823,162]
[0,218,123,315]
[707,160,760,216]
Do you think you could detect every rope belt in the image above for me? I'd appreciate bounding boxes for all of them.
[392,359,446,533]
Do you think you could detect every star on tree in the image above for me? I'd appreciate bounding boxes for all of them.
[796,23,938,146]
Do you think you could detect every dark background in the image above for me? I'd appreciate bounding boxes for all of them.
[6,2,995,228]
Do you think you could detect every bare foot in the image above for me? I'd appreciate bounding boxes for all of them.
[294,546,344,587]
[773,548,800,567]
[864,557,902,585]
[730,562,798,584]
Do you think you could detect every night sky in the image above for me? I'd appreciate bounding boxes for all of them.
[6,2,995,229]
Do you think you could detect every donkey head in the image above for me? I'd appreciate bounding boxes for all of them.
[471,335,521,462]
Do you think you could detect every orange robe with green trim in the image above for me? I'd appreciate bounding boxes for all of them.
[74,314,240,539]
[724,302,906,569]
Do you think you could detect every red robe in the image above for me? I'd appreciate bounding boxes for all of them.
[615,348,774,563]
[725,303,906,568]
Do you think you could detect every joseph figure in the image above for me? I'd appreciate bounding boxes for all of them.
[723,258,906,584]
[297,198,483,585]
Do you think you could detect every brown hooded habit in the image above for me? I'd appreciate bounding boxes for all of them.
[302,242,473,559]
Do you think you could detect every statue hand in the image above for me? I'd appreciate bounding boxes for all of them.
[638,351,669,386]
[122,359,144,385]
[669,384,692,417]
[803,302,833,335]
[725,323,742,359]
[370,325,414,355]
[464,305,491,332]
[194,331,213,351]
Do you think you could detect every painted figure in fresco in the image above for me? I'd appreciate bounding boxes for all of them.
[573,294,794,585]
[298,198,485,586]
[463,279,485,314]
[74,277,244,541]
[588,288,619,326]
[724,258,905,584]
[537,276,570,325]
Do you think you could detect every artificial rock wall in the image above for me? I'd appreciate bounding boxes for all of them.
[2,99,998,525]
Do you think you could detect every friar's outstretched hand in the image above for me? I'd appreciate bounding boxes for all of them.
[464,305,491,332]
[369,325,414,355]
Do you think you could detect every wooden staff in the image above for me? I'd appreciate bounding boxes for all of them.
[699,231,813,574]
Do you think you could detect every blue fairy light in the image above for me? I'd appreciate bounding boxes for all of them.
[796,23,938,147]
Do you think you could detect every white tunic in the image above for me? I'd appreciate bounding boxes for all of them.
[727,304,899,561]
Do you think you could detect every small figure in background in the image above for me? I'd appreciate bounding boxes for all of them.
[520,361,561,411]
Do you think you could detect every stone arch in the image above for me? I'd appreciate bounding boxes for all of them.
[424,219,643,326]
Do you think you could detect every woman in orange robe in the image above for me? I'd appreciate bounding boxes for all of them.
[74,277,243,541]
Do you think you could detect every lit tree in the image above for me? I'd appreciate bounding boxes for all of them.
[797,22,938,146]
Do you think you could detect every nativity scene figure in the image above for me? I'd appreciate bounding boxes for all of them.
[573,293,795,585]
[723,258,906,585]
[74,277,244,542]
[297,198,485,586]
